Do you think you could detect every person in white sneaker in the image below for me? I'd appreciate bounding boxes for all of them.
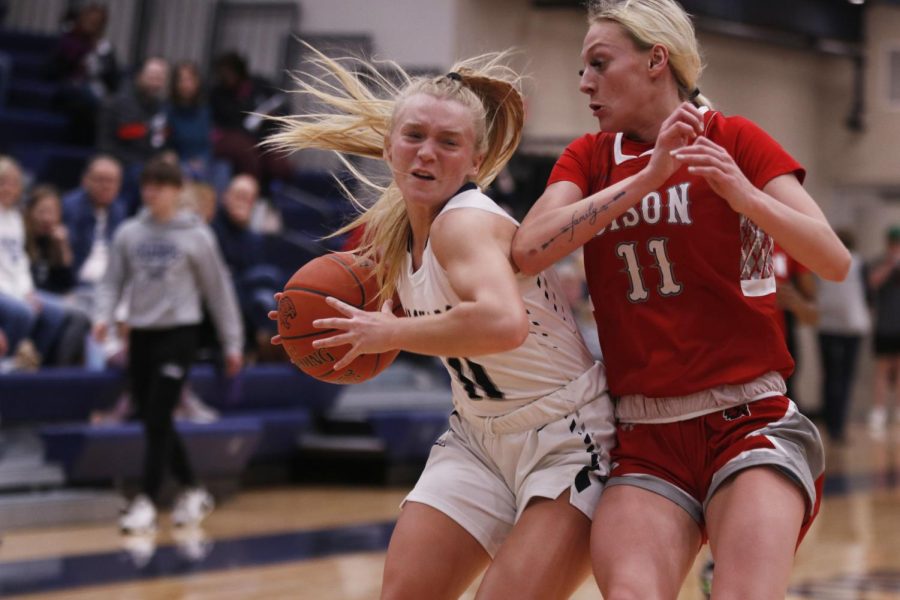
[172,487,215,527]
[119,494,157,535]
[868,225,900,436]
[97,159,242,535]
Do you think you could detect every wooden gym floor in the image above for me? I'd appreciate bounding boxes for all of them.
[1,422,899,599]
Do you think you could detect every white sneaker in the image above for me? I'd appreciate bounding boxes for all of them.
[120,495,157,535]
[177,389,219,424]
[172,488,215,527]
[869,406,888,436]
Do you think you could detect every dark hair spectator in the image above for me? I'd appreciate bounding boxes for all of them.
[47,2,121,145]
[210,51,293,193]
[98,56,170,214]
[168,61,216,182]
[25,184,75,295]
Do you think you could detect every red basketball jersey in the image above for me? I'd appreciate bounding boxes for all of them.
[548,110,804,397]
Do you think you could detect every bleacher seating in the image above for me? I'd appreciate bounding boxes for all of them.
[270,178,357,237]
[0,107,66,151]
[368,409,449,463]
[0,363,344,484]
[0,367,124,424]
[40,418,262,482]
[0,27,81,190]
[7,79,59,111]
[10,142,95,190]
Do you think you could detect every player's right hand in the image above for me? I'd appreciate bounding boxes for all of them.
[269,292,283,346]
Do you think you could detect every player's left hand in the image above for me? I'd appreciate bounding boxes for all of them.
[671,136,758,214]
[311,297,398,370]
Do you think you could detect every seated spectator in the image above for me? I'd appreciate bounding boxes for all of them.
[0,156,72,365]
[24,184,92,365]
[98,56,170,214]
[25,185,76,295]
[47,2,121,145]
[181,181,217,224]
[0,291,31,361]
[63,156,130,369]
[209,51,292,193]
[211,174,280,356]
[63,155,127,296]
[168,61,214,181]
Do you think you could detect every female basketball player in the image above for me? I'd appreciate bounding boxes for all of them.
[267,49,615,599]
[510,1,851,598]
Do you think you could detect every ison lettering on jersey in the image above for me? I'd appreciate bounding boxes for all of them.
[597,181,693,236]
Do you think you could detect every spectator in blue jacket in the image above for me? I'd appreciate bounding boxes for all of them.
[211,174,280,355]
[62,155,127,290]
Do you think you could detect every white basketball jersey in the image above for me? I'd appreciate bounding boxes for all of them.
[396,186,601,417]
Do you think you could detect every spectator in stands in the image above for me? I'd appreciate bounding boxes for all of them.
[211,173,280,356]
[0,156,72,365]
[0,293,29,362]
[556,252,602,361]
[817,229,871,442]
[867,225,900,436]
[62,155,128,368]
[209,51,292,192]
[98,56,170,214]
[63,155,127,296]
[25,184,75,294]
[23,184,93,365]
[47,2,120,145]
[168,61,215,182]
[94,157,243,535]
[181,181,217,224]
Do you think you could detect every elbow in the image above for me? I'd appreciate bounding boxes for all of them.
[491,313,530,353]
[511,244,543,277]
[821,248,852,282]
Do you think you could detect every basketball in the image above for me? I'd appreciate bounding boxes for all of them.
[276,252,400,384]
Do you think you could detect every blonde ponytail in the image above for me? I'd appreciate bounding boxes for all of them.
[266,45,525,300]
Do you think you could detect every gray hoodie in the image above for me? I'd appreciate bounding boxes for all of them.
[95,208,244,357]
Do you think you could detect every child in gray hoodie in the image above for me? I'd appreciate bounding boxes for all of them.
[94,157,243,534]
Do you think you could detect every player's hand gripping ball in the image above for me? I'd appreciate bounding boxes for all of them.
[277,252,400,384]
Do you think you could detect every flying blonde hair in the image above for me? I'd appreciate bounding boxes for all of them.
[587,0,710,107]
[266,44,525,300]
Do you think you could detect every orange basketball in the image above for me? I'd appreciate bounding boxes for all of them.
[276,252,400,384]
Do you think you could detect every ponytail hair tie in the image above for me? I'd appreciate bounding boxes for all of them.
[446,71,462,82]
[689,87,701,100]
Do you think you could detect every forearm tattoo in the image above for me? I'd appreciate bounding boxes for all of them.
[539,190,627,251]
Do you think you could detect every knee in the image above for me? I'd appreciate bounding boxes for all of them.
[599,583,654,600]
[380,575,422,600]
[594,565,663,600]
